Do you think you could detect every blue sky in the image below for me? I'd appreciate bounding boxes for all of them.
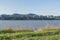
[0,0,60,16]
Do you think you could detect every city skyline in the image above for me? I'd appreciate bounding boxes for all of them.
[0,0,60,16]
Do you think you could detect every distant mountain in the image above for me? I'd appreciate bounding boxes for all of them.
[0,13,60,20]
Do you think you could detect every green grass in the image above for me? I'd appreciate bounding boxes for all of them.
[0,27,60,40]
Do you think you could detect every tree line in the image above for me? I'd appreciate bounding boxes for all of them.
[0,13,60,20]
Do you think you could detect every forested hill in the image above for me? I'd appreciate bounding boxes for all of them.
[0,13,60,20]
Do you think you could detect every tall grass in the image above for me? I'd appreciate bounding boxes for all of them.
[0,25,60,40]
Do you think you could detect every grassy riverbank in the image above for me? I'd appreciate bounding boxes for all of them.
[0,27,60,40]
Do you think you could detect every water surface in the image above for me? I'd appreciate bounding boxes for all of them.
[0,20,60,29]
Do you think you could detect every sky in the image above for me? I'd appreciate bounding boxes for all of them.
[0,0,60,16]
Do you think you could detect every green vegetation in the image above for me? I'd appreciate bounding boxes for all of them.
[0,27,60,40]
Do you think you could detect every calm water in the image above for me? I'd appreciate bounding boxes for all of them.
[0,20,60,29]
